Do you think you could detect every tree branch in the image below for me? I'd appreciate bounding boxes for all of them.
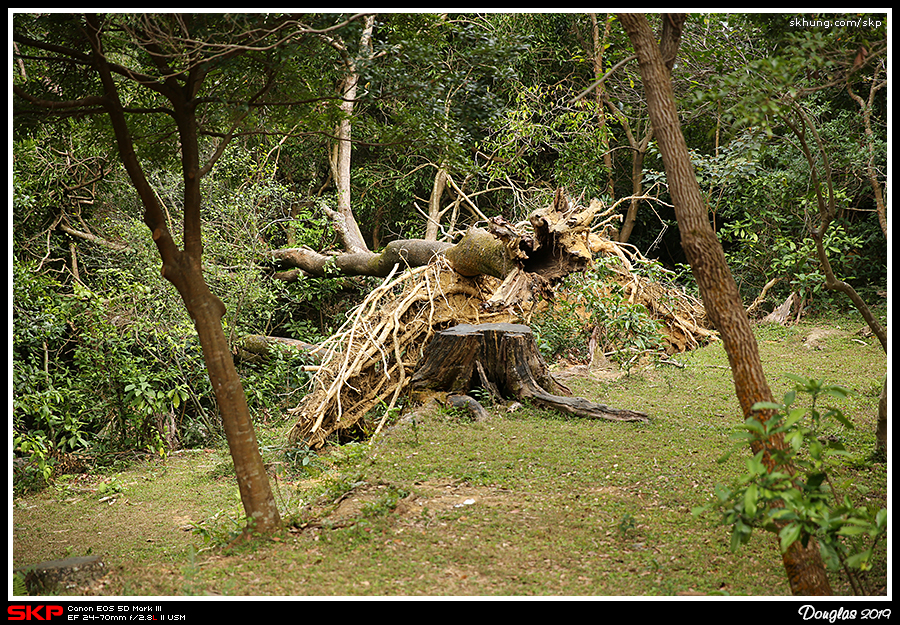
[570,54,637,103]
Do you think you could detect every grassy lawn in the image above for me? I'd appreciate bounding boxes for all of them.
[11,313,888,597]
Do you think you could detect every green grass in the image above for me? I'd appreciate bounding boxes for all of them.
[11,313,888,596]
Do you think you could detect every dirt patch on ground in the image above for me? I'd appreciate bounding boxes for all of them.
[323,479,513,528]
[802,326,843,350]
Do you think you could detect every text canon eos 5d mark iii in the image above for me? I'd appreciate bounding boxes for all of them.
[8,605,65,621]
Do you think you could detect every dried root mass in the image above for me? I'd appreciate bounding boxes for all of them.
[287,260,520,447]
[286,193,714,447]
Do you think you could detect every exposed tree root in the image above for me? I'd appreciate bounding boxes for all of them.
[283,192,714,447]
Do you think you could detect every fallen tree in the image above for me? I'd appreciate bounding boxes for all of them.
[276,190,714,448]
[268,189,599,283]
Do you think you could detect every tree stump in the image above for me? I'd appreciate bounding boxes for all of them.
[409,323,650,423]
[15,556,106,594]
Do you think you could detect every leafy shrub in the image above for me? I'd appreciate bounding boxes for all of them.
[12,260,223,488]
[695,374,887,591]
[532,256,665,371]
[237,342,314,418]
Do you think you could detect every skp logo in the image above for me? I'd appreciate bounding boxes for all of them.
[7,606,64,621]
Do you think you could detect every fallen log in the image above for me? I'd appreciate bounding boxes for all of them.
[409,323,650,423]
[281,191,705,446]
[267,188,600,284]
[268,227,516,280]
[233,334,323,365]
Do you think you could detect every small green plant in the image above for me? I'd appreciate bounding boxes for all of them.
[533,256,666,371]
[617,512,637,538]
[361,485,410,518]
[13,432,54,486]
[694,374,887,593]
[469,387,494,409]
[281,443,322,477]
[190,511,246,548]
[180,546,205,595]
[96,477,124,497]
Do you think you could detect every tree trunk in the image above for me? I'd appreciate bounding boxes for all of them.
[269,226,521,280]
[619,126,652,243]
[875,379,887,456]
[326,14,376,254]
[409,323,649,423]
[425,164,450,241]
[603,67,653,244]
[84,15,281,536]
[590,13,616,201]
[846,67,887,238]
[269,188,597,283]
[618,12,832,595]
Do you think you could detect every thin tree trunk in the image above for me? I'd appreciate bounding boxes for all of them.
[84,15,281,536]
[604,102,653,244]
[327,14,376,254]
[783,102,888,460]
[590,13,616,200]
[875,380,887,456]
[620,126,652,243]
[425,164,450,241]
[618,12,833,595]
[846,66,887,238]
[782,108,887,352]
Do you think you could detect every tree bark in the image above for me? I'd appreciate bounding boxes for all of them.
[846,66,887,238]
[409,323,649,423]
[590,13,616,201]
[269,226,522,281]
[269,188,603,288]
[621,125,653,244]
[875,379,887,456]
[325,14,376,254]
[604,98,653,244]
[425,164,450,241]
[83,15,281,536]
[618,12,832,595]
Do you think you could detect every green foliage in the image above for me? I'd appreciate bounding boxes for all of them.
[361,485,410,519]
[11,259,224,487]
[695,374,887,586]
[533,256,666,372]
[237,343,314,417]
[280,443,324,477]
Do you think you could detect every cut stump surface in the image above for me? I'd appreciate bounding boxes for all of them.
[15,556,106,594]
[409,323,650,423]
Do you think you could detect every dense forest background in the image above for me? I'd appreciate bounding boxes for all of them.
[11,13,887,486]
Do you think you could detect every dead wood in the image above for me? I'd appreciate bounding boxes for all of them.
[746,276,783,318]
[268,239,453,278]
[233,334,323,365]
[283,190,711,447]
[762,292,799,325]
[522,189,597,280]
[268,227,519,281]
[268,188,600,284]
[409,323,650,423]
[286,260,519,448]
